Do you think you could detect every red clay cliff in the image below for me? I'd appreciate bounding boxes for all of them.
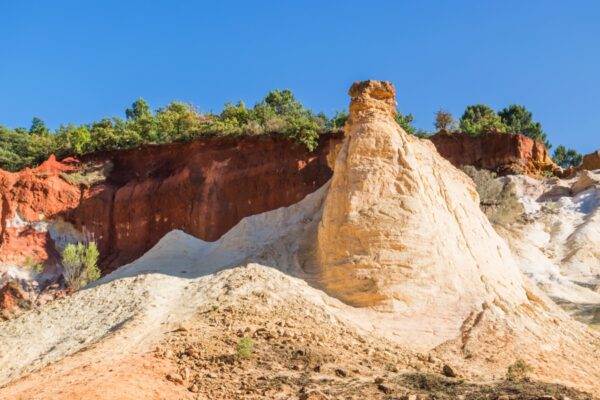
[429,130,561,176]
[0,135,341,272]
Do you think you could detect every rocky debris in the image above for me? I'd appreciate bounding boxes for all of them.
[570,170,600,195]
[430,130,561,177]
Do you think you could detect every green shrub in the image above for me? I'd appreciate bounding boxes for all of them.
[61,242,101,290]
[462,166,524,226]
[459,104,506,136]
[236,337,254,359]
[506,358,532,381]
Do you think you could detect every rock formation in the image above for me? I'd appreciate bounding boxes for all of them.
[582,149,600,171]
[317,80,526,339]
[1,82,600,397]
[315,81,600,387]
[430,130,561,176]
[0,135,340,272]
[499,171,600,323]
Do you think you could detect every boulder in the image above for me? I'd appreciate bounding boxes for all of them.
[571,170,600,195]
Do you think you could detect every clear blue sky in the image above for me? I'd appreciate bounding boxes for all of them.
[1,1,598,153]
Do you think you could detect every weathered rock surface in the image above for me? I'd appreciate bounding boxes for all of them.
[499,171,600,322]
[0,135,340,272]
[430,131,560,177]
[317,80,527,327]
[315,80,600,389]
[1,81,600,397]
[582,149,600,171]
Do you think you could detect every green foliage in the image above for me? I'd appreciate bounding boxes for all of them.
[459,104,505,136]
[506,359,532,381]
[553,145,582,169]
[61,242,101,290]
[0,90,341,172]
[328,110,349,129]
[236,336,254,359]
[498,104,551,149]
[30,117,49,136]
[462,166,524,226]
[395,111,429,138]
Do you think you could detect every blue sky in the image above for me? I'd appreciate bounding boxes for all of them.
[1,1,598,153]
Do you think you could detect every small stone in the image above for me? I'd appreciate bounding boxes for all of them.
[166,373,183,384]
[334,368,348,377]
[374,377,385,384]
[442,364,457,378]
[377,384,392,394]
[188,384,199,393]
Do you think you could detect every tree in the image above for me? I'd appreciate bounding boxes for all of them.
[156,102,201,142]
[329,110,349,129]
[126,98,152,121]
[553,145,582,169]
[30,117,49,136]
[434,109,456,132]
[498,104,551,149]
[395,111,429,138]
[126,98,157,142]
[61,242,101,290]
[459,104,506,136]
[55,124,92,156]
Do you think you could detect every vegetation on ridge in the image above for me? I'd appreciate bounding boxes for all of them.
[0,90,339,172]
[0,90,584,170]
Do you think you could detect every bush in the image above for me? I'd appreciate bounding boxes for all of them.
[236,337,253,359]
[61,242,101,290]
[462,166,524,226]
[459,104,506,136]
[506,359,532,381]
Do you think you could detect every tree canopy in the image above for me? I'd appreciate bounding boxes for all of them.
[553,145,582,169]
[498,104,550,149]
[0,90,339,171]
[459,104,506,136]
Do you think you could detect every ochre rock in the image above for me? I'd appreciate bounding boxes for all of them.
[0,161,81,267]
[317,80,527,317]
[429,130,560,177]
[582,149,600,171]
[311,81,600,389]
[0,135,340,271]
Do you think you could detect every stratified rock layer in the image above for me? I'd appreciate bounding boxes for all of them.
[430,131,560,176]
[0,135,340,271]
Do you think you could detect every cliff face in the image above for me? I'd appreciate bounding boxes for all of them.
[0,135,340,272]
[582,149,600,171]
[429,131,560,176]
